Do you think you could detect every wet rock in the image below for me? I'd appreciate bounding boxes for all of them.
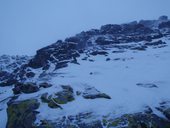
[83,87,111,99]
[136,83,158,88]
[6,99,40,128]
[13,82,39,94]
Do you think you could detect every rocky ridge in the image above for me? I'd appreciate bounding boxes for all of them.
[0,16,170,128]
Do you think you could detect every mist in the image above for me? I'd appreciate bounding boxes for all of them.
[0,0,170,55]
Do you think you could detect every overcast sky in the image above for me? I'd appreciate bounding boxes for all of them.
[0,0,170,55]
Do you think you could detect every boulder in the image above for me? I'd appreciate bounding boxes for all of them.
[82,87,111,99]
[6,99,40,128]
[39,82,52,88]
[40,85,74,109]
[13,82,39,94]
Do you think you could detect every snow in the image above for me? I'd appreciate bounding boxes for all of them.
[35,37,170,121]
[0,86,13,128]
[0,37,170,127]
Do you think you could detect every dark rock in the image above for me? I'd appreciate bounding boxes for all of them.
[83,87,111,99]
[136,83,158,88]
[112,50,125,53]
[145,40,166,46]
[26,72,35,78]
[90,51,108,56]
[39,82,52,88]
[76,91,81,96]
[13,82,39,94]
[159,21,170,29]
[106,112,170,128]
[52,85,74,104]
[96,37,116,45]
[131,45,147,51]
[40,85,74,109]
[106,58,111,61]
[100,24,122,34]
[89,59,95,62]
[6,99,40,128]
[159,15,168,21]
[157,102,170,120]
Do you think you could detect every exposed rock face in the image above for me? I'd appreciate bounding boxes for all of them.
[40,85,74,109]
[37,112,103,128]
[104,112,170,128]
[82,87,111,99]
[6,99,40,128]
[39,82,52,88]
[157,101,170,120]
[28,41,80,69]
[13,82,39,94]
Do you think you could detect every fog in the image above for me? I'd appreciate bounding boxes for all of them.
[0,0,170,55]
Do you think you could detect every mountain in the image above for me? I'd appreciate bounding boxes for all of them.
[0,16,170,128]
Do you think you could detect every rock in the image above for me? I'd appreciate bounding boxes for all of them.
[131,45,147,51]
[159,15,168,21]
[145,40,166,46]
[26,72,35,78]
[52,85,74,104]
[39,82,52,88]
[112,50,125,53]
[13,82,39,94]
[105,112,170,128]
[90,51,108,56]
[83,87,111,99]
[89,59,95,62]
[136,83,158,88]
[106,58,111,61]
[6,99,40,128]
[157,101,170,120]
[159,21,170,29]
[96,36,116,45]
[100,24,122,34]
[76,91,81,96]
[40,85,74,109]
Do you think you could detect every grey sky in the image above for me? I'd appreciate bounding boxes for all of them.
[0,0,170,55]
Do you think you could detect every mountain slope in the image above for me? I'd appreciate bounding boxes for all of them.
[0,16,170,128]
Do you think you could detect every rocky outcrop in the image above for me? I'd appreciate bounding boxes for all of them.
[41,85,74,109]
[104,112,170,128]
[13,82,39,94]
[82,87,111,99]
[6,99,40,128]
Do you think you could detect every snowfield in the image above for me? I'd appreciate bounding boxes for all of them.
[0,37,170,127]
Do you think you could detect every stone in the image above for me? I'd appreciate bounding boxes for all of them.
[39,82,52,88]
[136,83,158,88]
[13,82,39,94]
[6,99,40,128]
[82,87,111,99]
[26,72,35,78]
